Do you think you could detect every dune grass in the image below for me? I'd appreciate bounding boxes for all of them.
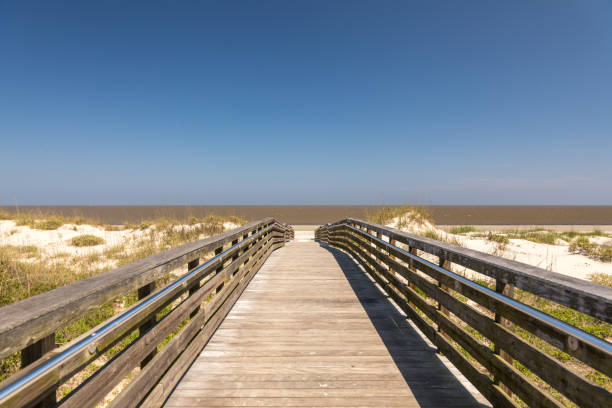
[449,226,476,234]
[365,205,433,226]
[570,237,612,262]
[0,214,247,385]
[71,235,105,247]
[0,210,103,230]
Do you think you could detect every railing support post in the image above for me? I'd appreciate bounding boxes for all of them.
[407,247,418,308]
[494,279,515,397]
[188,258,200,318]
[215,246,224,293]
[388,237,396,278]
[138,282,157,368]
[21,333,56,408]
[437,256,451,342]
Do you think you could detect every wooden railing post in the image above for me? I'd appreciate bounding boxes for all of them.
[494,279,515,397]
[407,247,418,308]
[231,239,239,275]
[437,256,451,341]
[21,333,56,408]
[215,246,224,293]
[388,237,396,278]
[239,233,249,275]
[188,258,200,318]
[138,282,157,368]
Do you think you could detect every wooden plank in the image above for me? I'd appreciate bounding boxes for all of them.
[164,240,491,408]
[0,219,281,359]
[341,218,612,323]
[110,236,280,408]
[494,278,515,397]
[331,239,514,408]
[138,240,277,408]
[338,227,612,378]
[138,282,157,368]
[58,236,274,408]
[350,241,562,408]
[0,233,279,408]
[20,333,56,408]
[333,233,612,408]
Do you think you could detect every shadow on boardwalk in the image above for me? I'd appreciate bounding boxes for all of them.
[321,243,491,408]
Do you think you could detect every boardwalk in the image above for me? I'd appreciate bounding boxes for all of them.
[165,240,490,407]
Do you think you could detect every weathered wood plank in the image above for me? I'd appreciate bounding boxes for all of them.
[109,237,280,408]
[330,229,612,408]
[58,235,274,408]
[164,240,491,408]
[0,219,278,359]
[337,227,612,378]
[342,218,612,323]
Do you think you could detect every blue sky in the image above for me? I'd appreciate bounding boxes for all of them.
[1,1,611,205]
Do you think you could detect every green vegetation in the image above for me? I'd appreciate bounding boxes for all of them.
[366,205,433,226]
[0,213,247,384]
[476,229,611,246]
[71,235,105,247]
[0,210,103,230]
[513,230,558,245]
[442,269,612,407]
[590,272,612,287]
[486,232,509,245]
[466,228,612,263]
[34,218,64,230]
[0,245,38,258]
[449,226,476,234]
[569,237,612,262]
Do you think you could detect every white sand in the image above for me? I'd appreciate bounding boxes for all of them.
[3,218,610,282]
[387,215,612,281]
[0,220,242,260]
[0,220,146,258]
[457,236,612,280]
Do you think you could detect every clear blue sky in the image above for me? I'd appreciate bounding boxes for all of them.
[1,1,611,205]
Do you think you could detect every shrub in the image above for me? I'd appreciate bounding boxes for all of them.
[590,272,612,287]
[35,218,64,230]
[597,245,612,262]
[569,237,593,255]
[487,232,509,245]
[449,226,476,234]
[71,235,105,247]
[521,231,558,245]
[366,205,432,226]
[226,215,247,225]
[139,221,154,230]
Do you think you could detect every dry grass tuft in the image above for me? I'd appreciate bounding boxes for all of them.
[570,237,612,262]
[366,205,433,226]
[71,235,105,247]
[0,213,247,385]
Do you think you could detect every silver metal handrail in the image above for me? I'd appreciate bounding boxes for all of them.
[333,223,612,354]
[0,222,281,404]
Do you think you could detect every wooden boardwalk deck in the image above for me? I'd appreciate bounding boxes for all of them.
[164,240,491,407]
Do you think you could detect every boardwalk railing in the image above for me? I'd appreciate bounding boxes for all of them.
[0,219,293,408]
[316,219,612,408]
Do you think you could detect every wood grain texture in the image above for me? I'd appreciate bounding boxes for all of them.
[0,219,277,359]
[322,225,612,408]
[164,241,491,408]
[342,218,612,323]
[334,227,612,378]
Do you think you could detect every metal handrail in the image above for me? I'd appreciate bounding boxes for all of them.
[0,222,282,404]
[329,222,612,354]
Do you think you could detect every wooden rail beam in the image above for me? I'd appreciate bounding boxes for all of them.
[0,220,293,408]
[316,221,612,408]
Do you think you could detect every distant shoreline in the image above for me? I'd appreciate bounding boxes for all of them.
[2,205,612,225]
